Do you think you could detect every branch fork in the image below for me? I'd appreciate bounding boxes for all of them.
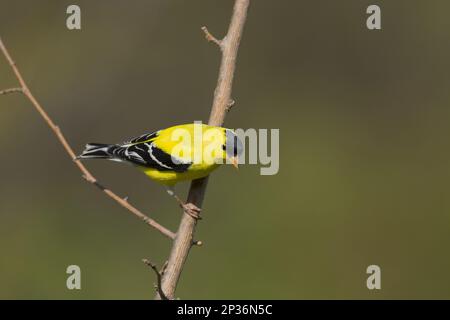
[143,259,169,300]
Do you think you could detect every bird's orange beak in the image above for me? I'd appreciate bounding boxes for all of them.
[231,156,239,169]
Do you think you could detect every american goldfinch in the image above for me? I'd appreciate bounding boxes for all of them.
[78,123,242,218]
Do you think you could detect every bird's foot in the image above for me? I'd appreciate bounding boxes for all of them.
[181,203,202,220]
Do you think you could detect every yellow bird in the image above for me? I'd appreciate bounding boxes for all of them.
[78,123,242,218]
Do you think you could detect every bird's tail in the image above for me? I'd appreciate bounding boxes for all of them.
[78,143,120,159]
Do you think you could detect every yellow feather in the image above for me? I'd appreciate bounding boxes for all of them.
[139,124,227,186]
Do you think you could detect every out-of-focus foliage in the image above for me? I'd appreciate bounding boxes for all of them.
[1,0,450,299]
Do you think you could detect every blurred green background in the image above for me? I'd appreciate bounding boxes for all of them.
[1,0,450,299]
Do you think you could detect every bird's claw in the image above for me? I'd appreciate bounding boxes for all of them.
[181,203,202,220]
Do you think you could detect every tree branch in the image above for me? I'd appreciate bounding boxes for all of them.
[0,37,175,241]
[156,0,250,299]
[143,259,169,300]
[0,87,22,95]
[201,26,223,49]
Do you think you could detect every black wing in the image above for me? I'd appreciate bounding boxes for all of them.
[115,142,191,173]
[124,130,160,145]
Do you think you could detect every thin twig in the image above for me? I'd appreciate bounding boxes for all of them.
[201,26,223,48]
[143,259,169,300]
[156,0,250,300]
[0,37,175,241]
[0,87,22,95]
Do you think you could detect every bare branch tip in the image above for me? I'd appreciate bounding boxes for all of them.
[201,26,222,48]
[0,87,23,95]
[143,259,169,300]
[142,258,154,268]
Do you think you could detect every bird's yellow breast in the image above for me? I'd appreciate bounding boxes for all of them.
[140,163,220,186]
[140,123,226,185]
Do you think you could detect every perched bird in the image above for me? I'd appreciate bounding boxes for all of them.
[78,123,242,218]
